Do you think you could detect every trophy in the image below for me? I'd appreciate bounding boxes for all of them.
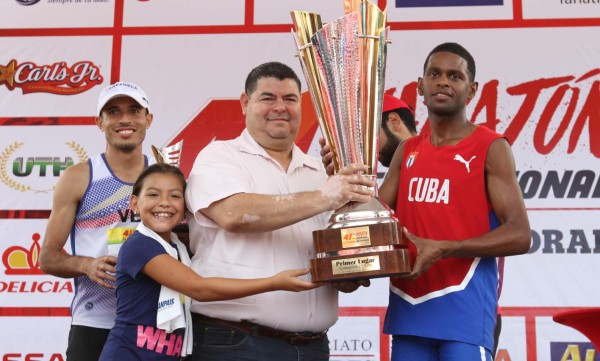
[151,140,184,168]
[291,0,411,282]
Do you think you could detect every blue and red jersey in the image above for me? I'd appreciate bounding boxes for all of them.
[384,125,503,352]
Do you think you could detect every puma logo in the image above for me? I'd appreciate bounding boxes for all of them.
[453,154,476,173]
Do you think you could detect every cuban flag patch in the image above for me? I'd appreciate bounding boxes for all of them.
[406,152,418,169]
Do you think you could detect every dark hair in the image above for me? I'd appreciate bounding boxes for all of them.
[132,163,186,197]
[423,42,476,82]
[244,62,302,95]
[382,108,417,135]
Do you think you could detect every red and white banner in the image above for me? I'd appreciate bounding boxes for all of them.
[1,0,599,360]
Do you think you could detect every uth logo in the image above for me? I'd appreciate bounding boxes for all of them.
[0,141,88,193]
[453,154,476,173]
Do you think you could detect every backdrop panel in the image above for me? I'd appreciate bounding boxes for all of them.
[1,0,599,360]
[0,1,113,29]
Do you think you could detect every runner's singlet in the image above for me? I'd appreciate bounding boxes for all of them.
[70,153,148,329]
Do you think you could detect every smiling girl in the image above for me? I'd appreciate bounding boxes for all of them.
[99,163,319,361]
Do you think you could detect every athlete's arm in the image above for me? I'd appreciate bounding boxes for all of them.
[39,162,117,288]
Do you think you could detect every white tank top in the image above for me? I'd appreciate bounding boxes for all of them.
[70,153,148,329]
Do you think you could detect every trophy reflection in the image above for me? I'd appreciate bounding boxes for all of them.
[292,0,411,282]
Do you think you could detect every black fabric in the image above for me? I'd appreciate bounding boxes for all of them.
[66,325,110,361]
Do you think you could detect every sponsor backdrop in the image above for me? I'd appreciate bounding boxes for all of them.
[1,0,599,360]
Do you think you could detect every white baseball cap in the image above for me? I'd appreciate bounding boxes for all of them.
[97,81,150,115]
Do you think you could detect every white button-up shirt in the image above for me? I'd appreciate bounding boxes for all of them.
[185,129,337,332]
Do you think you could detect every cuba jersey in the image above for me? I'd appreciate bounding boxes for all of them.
[70,153,147,329]
[384,126,503,351]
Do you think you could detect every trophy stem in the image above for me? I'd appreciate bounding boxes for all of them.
[329,196,394,228]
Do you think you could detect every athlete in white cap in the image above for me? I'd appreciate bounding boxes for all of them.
[40,81,154,361]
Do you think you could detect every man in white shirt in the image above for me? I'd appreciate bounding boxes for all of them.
[185,61,373,361]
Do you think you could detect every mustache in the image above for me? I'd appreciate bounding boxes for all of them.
[266,114,291,121]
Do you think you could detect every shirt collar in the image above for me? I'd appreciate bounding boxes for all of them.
[238,128,321,172]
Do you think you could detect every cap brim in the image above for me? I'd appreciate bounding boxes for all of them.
[97,94,149,115]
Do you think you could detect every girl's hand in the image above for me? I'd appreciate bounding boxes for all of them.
[271,268,322,292]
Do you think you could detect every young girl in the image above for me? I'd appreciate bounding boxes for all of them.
[99,163,319,360]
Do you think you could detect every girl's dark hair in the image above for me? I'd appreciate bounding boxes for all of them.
[132,163,186,197]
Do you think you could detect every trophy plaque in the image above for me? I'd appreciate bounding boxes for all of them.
[292,0,412,282]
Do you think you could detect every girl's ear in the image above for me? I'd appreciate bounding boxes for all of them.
[129,195,139,214]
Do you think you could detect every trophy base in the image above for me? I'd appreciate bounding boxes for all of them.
[310,247,411,282]
[310,215,411,283]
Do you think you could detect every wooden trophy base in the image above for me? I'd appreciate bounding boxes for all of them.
[310,220,412,282]
[310,247,411,282]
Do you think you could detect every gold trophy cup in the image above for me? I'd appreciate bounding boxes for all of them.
[292,0,412,282]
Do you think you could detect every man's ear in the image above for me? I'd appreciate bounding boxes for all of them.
[387,112,412,140]
[145,112,153,129]
[417,77,424,96]
[387,112,401,131]
[240,92,249,115]
[95,116,105,131]
[467,81,479,100]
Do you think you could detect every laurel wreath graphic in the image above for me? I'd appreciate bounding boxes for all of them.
[0,141,89,193]
[66,141,89,163]
[0,142,30,192]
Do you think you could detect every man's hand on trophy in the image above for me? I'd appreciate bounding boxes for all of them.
[394,227,449,280]
[316,163,374,210]
[318,137,335,176]
[330,279,371,293]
